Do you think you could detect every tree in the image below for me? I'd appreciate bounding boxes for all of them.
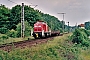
[0,4,10,34]
[10,5,42,30]
[24,6,42,27]
[85,21,90,30]
[0,4,67,37]
[9,5,21,30]
[40,14,63,31]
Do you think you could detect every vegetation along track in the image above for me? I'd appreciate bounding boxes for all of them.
[0,36,59,52]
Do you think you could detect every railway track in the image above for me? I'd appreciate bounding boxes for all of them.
[0,36,57,52]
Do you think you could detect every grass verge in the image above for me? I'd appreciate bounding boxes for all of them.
[0,33,90,60]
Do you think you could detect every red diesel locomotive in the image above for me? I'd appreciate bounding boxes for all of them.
[32,21,60,38]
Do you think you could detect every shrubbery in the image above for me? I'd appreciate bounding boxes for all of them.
[70,28,90,47]
[0,27,8,34]
[16,21,32,37]
[0,21,32,38]
[0,34,9,42]
[59,28,63,33]
[87,30,90,36]
[6,29,17,38]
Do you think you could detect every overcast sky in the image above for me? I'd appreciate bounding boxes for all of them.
[0,0,90,26]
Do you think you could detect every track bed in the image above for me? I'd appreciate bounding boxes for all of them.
[0,36,56,52]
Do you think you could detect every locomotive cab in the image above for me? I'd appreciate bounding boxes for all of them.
[32,21,51,38]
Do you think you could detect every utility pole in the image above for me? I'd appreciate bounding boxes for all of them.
[58,13,66,34]
[75,23,77,29]
[21,3,25,38]
[68,22,69,33]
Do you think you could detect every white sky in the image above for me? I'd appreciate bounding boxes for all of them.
[0,0,90,26]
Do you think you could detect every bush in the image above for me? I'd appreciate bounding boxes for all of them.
[6,29,17,38]
[70,28,89,47]
[59,28,63,33]
[16,23,21,37]
[0,34,9,41]
[82,40,89,47]
[79,28,90,36]
[87,30,90,36]
[24,22,32,37]
[0,27,8,34]
[16,21,32,37]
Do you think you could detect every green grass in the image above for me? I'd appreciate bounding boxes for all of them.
[79,46,90,60]
[0,34,72,60]
[0,33,90,60]
[0,34,34,45]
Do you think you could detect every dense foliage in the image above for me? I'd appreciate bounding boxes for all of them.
[0,34,8,42]
[70,28,90,47]
[85,21,90,30]
[0,4,64,38]
[0,5,10,34]
[6,29,17,38]
[16,21,32,37]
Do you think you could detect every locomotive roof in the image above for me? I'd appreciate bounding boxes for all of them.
[37,20,47,23]
[34,20,47,25]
